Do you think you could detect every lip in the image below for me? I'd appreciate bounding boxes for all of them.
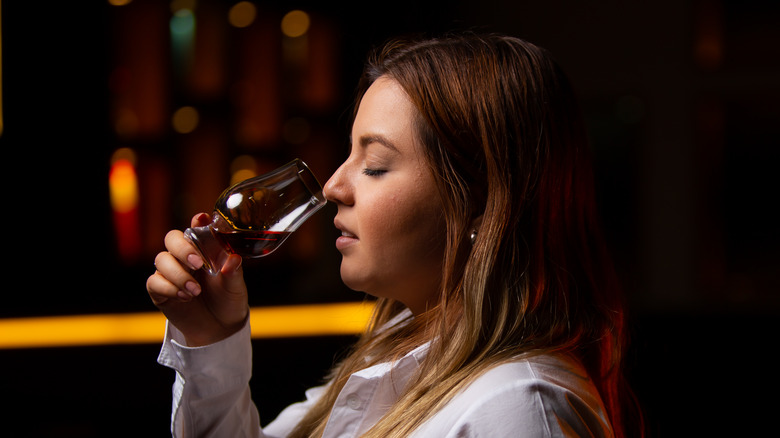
[334,218,358,251]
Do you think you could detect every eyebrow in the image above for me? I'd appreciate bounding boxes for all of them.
[355,134,400,153]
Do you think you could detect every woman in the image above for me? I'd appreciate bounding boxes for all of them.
[148,33,642,437]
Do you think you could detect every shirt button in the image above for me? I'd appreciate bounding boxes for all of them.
[346,393,363,410]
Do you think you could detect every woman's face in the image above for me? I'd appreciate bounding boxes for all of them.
[323,77,446,315]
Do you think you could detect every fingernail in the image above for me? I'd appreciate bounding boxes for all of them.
[185,281,201,296]
[187,254,203,270]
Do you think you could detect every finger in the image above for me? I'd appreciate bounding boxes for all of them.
[190,212,212,228]
[219,254,245,293]
[147,271,193,305]
[164,230,204,270]
[147,271,174,305]
[153,251,202,297]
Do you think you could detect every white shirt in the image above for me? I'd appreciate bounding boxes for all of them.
[158,317,613,437]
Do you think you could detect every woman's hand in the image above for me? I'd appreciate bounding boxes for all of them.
[146,213,249,346]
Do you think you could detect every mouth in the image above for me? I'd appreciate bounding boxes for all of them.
[334,219,358,250]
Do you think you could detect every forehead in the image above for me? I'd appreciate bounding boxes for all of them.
[352,77,421,155]
[360,77,412,110]
[354,78,416,132]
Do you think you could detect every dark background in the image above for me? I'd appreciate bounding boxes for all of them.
[1,0,778,436]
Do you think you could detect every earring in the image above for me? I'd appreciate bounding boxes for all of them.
[469,229,478,244]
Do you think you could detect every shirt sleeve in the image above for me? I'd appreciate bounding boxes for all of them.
[157,318,261,437]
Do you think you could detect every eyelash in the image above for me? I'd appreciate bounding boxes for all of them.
[362,168,387,177]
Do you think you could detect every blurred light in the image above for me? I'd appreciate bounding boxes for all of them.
[170,0,196,13]
[170,7,195,35]
[110,148,142,262]
[231,169,256,185]
[111,146,137,165]
[694,0,723,71]
[230,154,258,184]
[0,302,375,348]
[114,107,139,138]
[228,1,256,28]
[170,7,196,78]
[108,0,132,6]
[281,10,310,38]
[230,154,257,174]
[172,105,200,133]
[0,312,165,349]
[109,148,139,213]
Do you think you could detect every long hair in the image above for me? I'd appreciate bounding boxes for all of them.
[290,33,642,437]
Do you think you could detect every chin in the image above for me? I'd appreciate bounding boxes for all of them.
[339,265,367,292]
[339,270,388,301]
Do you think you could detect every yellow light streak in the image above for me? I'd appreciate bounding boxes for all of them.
[0,302,374,349]
[248,301,373,339]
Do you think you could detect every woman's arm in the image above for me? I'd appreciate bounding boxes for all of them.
[158,318,261,437]
[158,318,328,437]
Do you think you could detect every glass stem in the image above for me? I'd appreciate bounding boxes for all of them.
[184,225,230,276]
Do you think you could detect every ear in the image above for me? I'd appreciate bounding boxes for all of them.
[469,214,483,232]
[468,215,483,244]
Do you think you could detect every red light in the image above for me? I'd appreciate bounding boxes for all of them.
[109,154,141,263]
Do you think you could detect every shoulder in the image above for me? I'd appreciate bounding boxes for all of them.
[467,353,601,405]
[413,354,614,438]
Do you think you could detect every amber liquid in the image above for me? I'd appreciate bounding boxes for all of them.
[214,229,290,258]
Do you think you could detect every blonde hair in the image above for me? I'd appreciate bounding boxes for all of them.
[290,33,642,437]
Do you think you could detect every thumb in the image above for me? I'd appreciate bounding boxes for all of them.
[219,254,246,295]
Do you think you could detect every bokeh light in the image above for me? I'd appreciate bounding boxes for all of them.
[230,154,258,185]
[172,105,200,133]
[170,0,196,13]
[109,148,142,262]
[169,7,195,35]
[281,10,310,38]
[109,148,139,213]
[228,1,257,28]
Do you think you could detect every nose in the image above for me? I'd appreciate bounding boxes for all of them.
[323,162,353,206]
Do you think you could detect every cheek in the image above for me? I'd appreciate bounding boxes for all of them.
[366,188,445,262]
[363,193,406,246]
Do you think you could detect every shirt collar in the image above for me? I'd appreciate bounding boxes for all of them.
[355,308,430,380]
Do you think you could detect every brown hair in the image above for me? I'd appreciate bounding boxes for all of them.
[291,32,642,437]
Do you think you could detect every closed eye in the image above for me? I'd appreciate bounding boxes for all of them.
[362,168,387,177]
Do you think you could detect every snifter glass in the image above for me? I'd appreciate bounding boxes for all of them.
[184,158,327,275]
